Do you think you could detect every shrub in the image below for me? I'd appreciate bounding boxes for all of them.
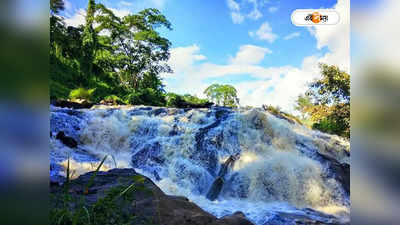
[126,88,166,106]
[103,95,126,105]
[165,93,183,107]
[69,87,95,101]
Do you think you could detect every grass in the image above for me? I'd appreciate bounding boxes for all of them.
[50,155,154,225]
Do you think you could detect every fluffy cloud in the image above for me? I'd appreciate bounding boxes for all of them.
[227,0,240,11]
[229,45,272,65]
[249,22,278,43]
[162,44,323,112]
[308,0,350,72]
[231,12,245,24]
[226,0,264,24]
[283,32,300,40]
[64,9,86,27]
[164,44,206,76]
[247,0,263,20]
[64,7,131,27]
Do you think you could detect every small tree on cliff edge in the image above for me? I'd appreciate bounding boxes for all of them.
[296,63,350,138]
[204,84,239,107]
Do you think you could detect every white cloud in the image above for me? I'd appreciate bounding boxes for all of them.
[247,0,263,20]
[249,21,278,43]
[307,0,350,72]
[231,12,245,24]
[110,8,131,18]
[268,6,278,13]
[64,0,73,11]
[162,45,324,112]
[164,44,206,75]
[119,1,133,6]
[227,0,240,11]
[64,7,132,28]
[64,9,86,27]
[226,0,263,24]
[229,45,272,65]
[283,32,300,40]
[248,8,262,20]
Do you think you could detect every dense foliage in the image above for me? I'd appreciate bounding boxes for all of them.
[296,64,350,138]
[204,84,239,107]
[50,0,211,108]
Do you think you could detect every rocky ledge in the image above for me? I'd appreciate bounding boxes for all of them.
[50,168,254,225]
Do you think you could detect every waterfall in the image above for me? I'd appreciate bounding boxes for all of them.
[50,105,350,225]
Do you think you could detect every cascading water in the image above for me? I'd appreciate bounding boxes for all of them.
[50,105,350,224]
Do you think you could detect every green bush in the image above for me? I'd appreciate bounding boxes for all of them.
[165,93,183,107]
[50,81,71,100]
[126,88,166,106]
[69,87,95,101]
[103,95,126,105]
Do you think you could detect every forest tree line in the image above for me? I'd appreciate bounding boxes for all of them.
[50,0,349,137]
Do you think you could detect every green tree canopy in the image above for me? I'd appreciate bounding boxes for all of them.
[204,84,239,107]
[296,64,350,137]
[50,0,174,106]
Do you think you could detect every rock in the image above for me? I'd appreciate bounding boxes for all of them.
[51,99,94,109]
[50,168,254,225]
[56,131,78,148]
[206,176,224,201]
[317,151,350,195]
[265,208,348,225]
[206,154,239,200]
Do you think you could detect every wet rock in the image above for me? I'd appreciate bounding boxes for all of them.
[50,110,84,140]
[56,131,78,148]
[132,142,164,168]
[50,168,254,225]
[317,151,350,195]
[265,208,348,225]
[152,108,168,116]
[206,177,224,201]
[51,99,94,109]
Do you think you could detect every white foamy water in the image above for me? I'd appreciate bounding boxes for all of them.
[50,105,350,224]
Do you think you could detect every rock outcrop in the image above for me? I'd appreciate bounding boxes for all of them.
[50,168,254,225]
[51,99,94,109]
[55,131,78,148]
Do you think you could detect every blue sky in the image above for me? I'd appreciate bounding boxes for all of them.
[62,0,350,112]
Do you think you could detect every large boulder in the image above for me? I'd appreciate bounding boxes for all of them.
[50,168,254,225]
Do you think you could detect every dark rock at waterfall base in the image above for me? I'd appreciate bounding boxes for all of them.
[266,208,349,225]
[56,131,78,148]
[50,168,254,225]
[206,176,224,201]
[51,99,94,109]
[317,151,350,195]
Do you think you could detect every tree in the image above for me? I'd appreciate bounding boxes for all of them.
[81,0,98,84]
[204,84,239,107]
[296,64,350,137]
[49,0,174,106]
[50,0,64,14]
[95,6,172,91]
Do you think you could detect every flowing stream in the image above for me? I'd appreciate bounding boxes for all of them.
[50,105,350,224]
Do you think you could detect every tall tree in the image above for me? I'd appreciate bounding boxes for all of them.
[95,6,172,91]
[50,0,64,14]
[81,0,98,84]
[204,84,239,107]
[296,64,350,137]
